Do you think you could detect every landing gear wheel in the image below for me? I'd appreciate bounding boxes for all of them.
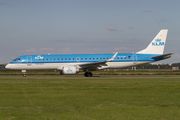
[23,74,26,77]
[84,72,93,77]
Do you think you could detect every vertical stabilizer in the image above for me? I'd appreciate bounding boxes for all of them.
[137,29,168,54]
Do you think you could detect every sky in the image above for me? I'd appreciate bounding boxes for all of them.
[0,0,180,64]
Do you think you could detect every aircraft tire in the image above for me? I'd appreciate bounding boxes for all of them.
[88,72,92,77]
[84,72,92,77]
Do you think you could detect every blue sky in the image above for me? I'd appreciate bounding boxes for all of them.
[0,0,180,63]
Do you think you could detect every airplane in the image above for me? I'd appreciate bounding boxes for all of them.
[5,29,173,77]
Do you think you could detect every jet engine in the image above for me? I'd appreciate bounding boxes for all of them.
[60,66,79,75]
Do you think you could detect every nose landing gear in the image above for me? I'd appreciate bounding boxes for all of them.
[23,74,26,77]
[22,70,26,77]
[84,72,93,77]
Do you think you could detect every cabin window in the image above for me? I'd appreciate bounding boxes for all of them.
[77,58,79,60]
[117,57,119,59]
[93,58,95,60]
[54,59,56,60]
[97,58,98,60]
[100,58,102,60]
[107,58,109,59]
[73,58,75,60]
[61,58,63,60]
[103,58,105,60]
[58,58,59,60]
[50,59,52,60]
[46,59,48,60]
[39,59,41,61]
[85,58,87,60]
[69,58,71,60]
[65,58,67,60]
[89,58,91,60]
[121,57,123,59]
[81,58,83,60]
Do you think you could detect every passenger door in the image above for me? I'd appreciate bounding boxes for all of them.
[132,53,137,64]
[27,56,32,66]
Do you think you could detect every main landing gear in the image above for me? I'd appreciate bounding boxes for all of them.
[84,72,93,77]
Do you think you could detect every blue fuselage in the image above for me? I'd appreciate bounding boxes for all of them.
[10,53,161,64]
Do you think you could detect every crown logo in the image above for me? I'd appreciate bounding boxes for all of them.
[67,68,72,72]
[155,38,161,42]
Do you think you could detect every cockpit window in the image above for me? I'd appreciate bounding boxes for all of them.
[13,58,21,61]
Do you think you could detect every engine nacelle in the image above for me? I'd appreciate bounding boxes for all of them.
[61,66,79,75]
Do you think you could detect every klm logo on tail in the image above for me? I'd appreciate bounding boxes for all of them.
[152,38,164,46]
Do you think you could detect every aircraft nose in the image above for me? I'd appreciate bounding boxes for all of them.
[5,64,11,69]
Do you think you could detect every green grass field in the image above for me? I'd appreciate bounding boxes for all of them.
[0,77,180,120]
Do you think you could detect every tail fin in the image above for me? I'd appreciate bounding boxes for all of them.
[137,29,168,54]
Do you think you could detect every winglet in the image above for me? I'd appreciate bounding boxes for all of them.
[107,52,118,62]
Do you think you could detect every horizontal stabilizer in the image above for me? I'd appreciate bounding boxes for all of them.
[151,53,174,59]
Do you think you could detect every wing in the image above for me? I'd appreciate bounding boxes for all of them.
[78,52,118,71]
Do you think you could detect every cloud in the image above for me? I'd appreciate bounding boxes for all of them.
[58,47,71,54]
[25,48,36,52]
[106,26,117,31]
[129,27,134,30]
[155,18,167,24]
[40,48,54,51]
[144,10,153,13]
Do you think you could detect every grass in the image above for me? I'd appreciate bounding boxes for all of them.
[0,77,180,119]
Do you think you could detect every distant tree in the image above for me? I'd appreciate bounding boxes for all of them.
[172,63,180,67]
[132,63,172,69]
